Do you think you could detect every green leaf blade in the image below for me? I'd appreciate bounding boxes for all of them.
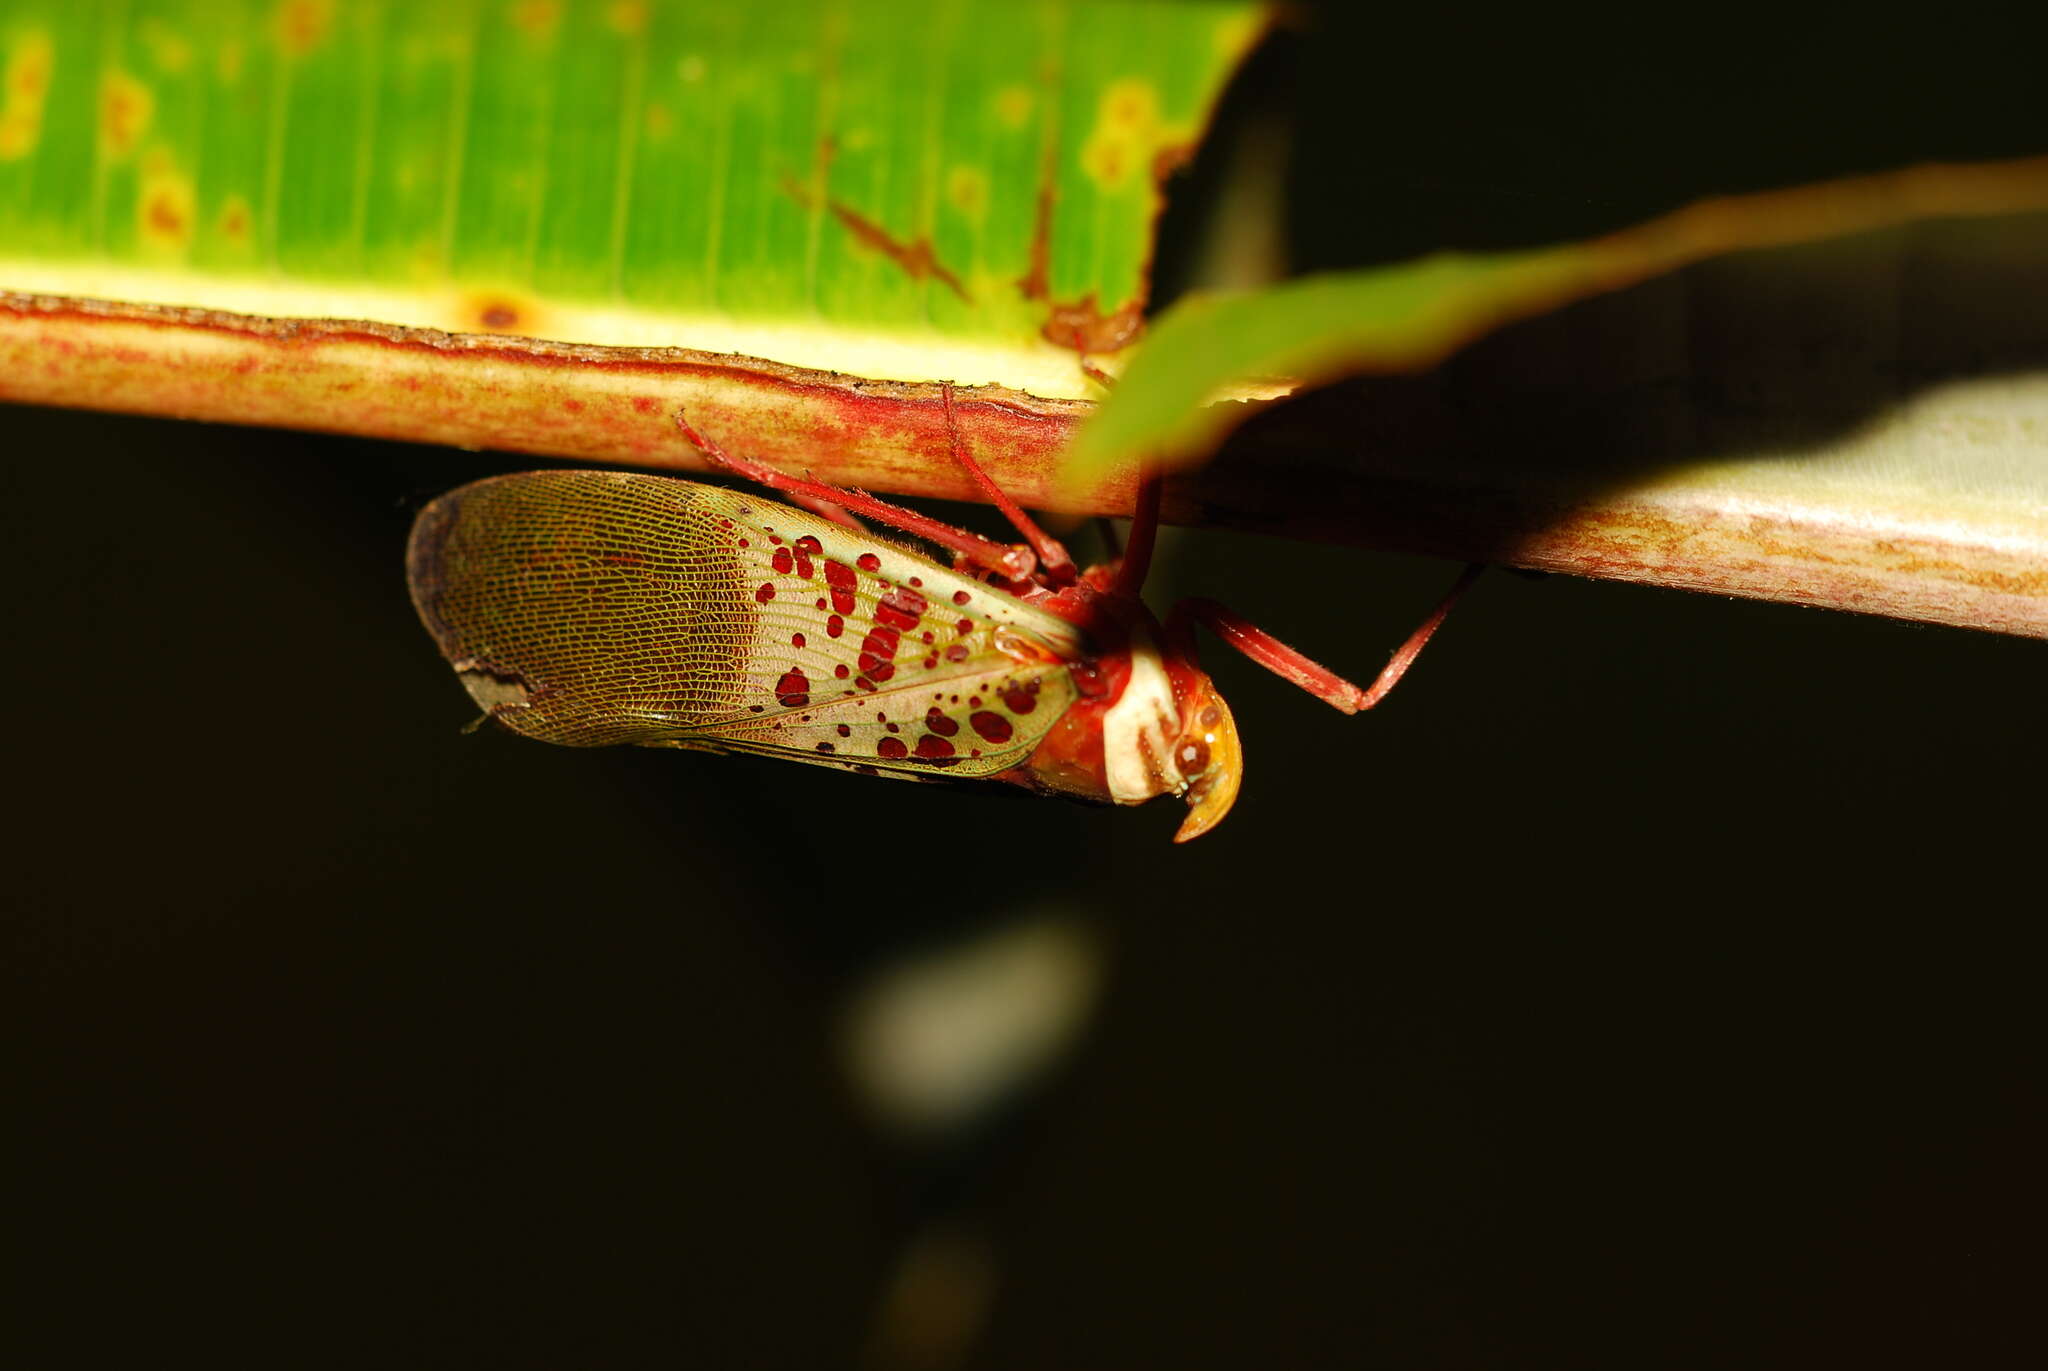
[0,0,1265,396]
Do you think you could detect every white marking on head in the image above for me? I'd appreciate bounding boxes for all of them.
[1100,622,1184,806]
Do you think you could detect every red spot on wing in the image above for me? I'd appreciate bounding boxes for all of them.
[755,583,775,604]
[953,590,971,606]
[877,736,908,759]
[1002,685,1037,714]
[945,644,970,663]
[824,559,857,615]
[924,709,959,737]
[793,535,820,579]
[859,626,900,677]
[772,548,794,574]
[834,664,850,679]
[826,614,845,638]
[791,632,806,649]
[775,668,810,707]
[914,734,956,759]
[857,553,882,572]
[816,742,836,753]
[970,711,1013,743]
[876,585,926,631]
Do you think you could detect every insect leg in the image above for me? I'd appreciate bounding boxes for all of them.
[1112,468,1162,597]
[939,382,1077,584]
[1168,563,1483,714]
[782,491,868,531]
[674,410,1034,581]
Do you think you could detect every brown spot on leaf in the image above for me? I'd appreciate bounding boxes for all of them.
[140,174,194,249]
[1042,294,1145,354]
[466,294,538,334]
[274,0,333,56]
[782,174,970,303]
[216,195,252,246]
[274,0,333,55]
[1016,120,1059,303]
[6,32,53,102]
[98,71,152,159]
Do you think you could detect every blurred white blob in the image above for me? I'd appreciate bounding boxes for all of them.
[840,914,1105,1138]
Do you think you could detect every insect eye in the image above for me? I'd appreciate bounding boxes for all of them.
[1176,736,1211,778]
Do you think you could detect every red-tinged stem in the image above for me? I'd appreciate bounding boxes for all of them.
[1115,467,1163,598]
[941,382,1076,584]
[1173,562,1483,714]
[676,410,1033,581]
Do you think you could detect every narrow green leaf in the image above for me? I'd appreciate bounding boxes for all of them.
[1067,154,2048,478]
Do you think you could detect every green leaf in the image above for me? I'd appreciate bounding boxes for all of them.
[0,0,1266,399]
[1066,154,2048,479]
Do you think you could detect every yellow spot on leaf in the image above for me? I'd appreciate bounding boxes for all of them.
[216,194,254,247]
[510,0,561,38]
[1082,136,1130,187]
[1103,80,1158,133]
[459,289,547,335]
[0,30,53,159]
[946,165,988,221]
[274,0,333,57]
[1080,79,1188,193]
[98,71,153,160]
[993,85,1033,130]
[644,102,673,140]
[0,111,35,159]
[606,1,648,35]
[139,165,195,251]
[139,20,192,74]
[6,29,53,103]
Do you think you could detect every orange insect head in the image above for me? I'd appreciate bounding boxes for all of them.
[1169,670,1242,844]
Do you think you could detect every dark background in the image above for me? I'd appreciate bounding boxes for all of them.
[8,8,2045,1367]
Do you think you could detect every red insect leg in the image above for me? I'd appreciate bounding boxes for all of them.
[782,491,867,532]
[939,383,1076,585]
[674,411,1033,581]
[1112,468,1162,598]
[1080,360,1118,390]
[1169,563,1483,715]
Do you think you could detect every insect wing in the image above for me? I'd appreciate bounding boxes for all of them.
[407,471,1083,778]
